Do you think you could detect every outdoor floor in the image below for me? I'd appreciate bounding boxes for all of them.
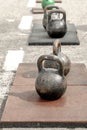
[0,0,87,129]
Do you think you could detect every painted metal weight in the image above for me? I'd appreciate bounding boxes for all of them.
[41,0,55,9]
[35,55,67,100]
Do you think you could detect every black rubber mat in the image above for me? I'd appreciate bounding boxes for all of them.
[28,21,80,45]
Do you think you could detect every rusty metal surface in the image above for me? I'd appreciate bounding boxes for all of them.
[13,63,87,86]
[1,84,87,124]
[1,63,87,126]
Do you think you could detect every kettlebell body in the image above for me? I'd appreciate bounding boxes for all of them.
[46,8,67,38]
[35,55,67,100]
[44,40,71,76]
[42,0,55,9]
[43,5,59,29]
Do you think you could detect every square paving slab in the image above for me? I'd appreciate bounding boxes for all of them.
[28,20,80,45]
[1,63,87,128]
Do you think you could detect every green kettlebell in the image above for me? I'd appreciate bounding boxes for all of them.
[42,0,55,9]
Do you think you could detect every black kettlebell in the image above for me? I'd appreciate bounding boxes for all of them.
[44,39,71,76]
[46,8,67,38]
[43,5,59,29]
[35,55,67,100]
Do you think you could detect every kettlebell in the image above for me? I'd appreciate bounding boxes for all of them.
[41,0,55,9]
[43,5,59,29]
[44,40,71,76]
[46,8,67,38]
[35,55,67,100]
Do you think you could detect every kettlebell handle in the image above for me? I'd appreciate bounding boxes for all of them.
[53,39,61,55]
[37,55,64,76]
[48,8,66,22]
[44,5,59,13]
